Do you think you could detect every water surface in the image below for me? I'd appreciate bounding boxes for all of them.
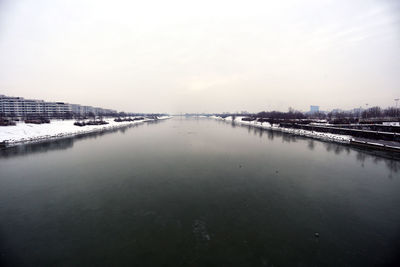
[0,117,399,266]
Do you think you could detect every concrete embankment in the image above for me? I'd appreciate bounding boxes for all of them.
[280,123,400,142]
[214,116,352,143]
[350,138,400,152]
[213,116,400,153]
[279,123,400,152]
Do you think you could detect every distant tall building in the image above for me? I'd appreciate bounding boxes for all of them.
[310,105,320,113]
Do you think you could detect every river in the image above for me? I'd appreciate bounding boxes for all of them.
[0,117,399,266]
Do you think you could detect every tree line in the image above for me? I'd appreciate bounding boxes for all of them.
[216,106,400,124]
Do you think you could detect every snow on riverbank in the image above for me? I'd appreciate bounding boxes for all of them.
[0,116,171,146]
[214,116,352,143]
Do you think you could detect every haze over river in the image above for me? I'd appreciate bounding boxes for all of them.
[0,117,399,266]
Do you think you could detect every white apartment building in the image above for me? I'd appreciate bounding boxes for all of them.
[0,94,117,118]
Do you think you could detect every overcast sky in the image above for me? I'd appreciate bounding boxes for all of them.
[0,0,399,113]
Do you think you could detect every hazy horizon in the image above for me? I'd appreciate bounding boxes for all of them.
[1,0,399,113]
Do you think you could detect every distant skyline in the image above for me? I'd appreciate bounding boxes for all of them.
[1,0,399,113]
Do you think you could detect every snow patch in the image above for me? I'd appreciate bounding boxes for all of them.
[0,116,171,146]
[214,116,352,144]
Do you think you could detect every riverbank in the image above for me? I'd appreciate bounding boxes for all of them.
[213,116,400,153]
[213,116,352,143]
[0,116,171,147]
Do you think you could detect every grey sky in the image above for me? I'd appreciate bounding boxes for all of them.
[0,0,399,113]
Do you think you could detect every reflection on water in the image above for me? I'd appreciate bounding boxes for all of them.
[0,138,74,158]
[308,140,315,150]
[224,118,400,174]
[0,125,128,159]
[320,142,400,175]
[0,117,399,266]
[2,117,399,173]
[267,130,275,140]
[0,120,166,159]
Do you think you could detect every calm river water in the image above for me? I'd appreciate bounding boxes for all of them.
[0,117,399,266]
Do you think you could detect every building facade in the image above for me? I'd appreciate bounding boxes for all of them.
[0,94,117,118]
[310,105,320,113]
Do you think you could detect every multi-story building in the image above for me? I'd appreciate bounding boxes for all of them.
[310,105,320,113]
[0,95,26,117]
[0,94,117,119]
[71,104,84,115]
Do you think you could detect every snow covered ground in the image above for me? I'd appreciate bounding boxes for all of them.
[0,116,171,146]
[213,116,352,144]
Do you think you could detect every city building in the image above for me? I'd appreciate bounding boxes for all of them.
[310,105,320,113]
[0,94,117,119]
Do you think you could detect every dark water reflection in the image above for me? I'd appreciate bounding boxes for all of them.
[0,117,399,266]
[226,119,400,175]
[0,138,75,158]
[0,120,163,159]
